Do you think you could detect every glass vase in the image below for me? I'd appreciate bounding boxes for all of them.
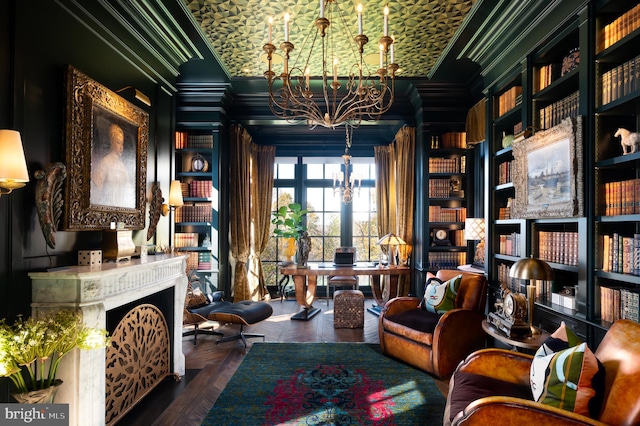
[12,380,63,404]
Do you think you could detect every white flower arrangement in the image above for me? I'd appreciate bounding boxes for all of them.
[0,310,110,394]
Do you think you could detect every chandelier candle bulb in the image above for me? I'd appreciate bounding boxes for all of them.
[320,0,324,19]
[333,58,338,82]
[390,35,395,63]
[379,44,384,69]
[357,4,363,34]
[284,13,290,42]
[305,67,310,88]
[268,16,273,44]
[384,6,389,36]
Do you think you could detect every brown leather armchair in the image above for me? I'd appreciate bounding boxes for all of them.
[379,270,488,380]
[448,319,640,426]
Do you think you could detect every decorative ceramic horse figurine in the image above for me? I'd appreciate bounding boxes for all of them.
[615,128,640,154]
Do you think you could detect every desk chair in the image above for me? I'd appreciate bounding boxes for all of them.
[326,275,358,305]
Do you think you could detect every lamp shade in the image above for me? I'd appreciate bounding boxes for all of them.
[377,233,406,246]
[509,255,554,280]
[464,218,485,241]
[0,130,29,185]
[168,180,184,207]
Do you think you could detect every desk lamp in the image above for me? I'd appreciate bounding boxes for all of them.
[509,255,554,335]
[377,233,406,268]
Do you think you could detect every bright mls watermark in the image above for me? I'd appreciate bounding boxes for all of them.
[1,404,68,425]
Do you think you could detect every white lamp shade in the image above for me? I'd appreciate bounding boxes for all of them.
[377,233,406,246]
[168,180,184,207]
[0,130,29,183]
[464,218,485,241]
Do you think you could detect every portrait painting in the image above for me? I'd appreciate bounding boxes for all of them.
[512,116,583,219]
[63,65,148,230]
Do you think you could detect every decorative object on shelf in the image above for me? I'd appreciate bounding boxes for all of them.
[272,202,309,266]
[191,153,209,172]
[78,250,102,267]
[103,222,136,261]
[450,177,464,197]
[0,129,30,197]
[296,231,312,268]
[501,131,514,149]
[333,127,361,204]
[0,309,110,403]
[377,233,406,268]
[147,182,163,240]
[161,180,184,216]
[262,0,397,130]
[510,255,554,335]
[35,162,66,249]
[63,65,148,231]
[560,47,579,77]
[512,116,583,219]
[488,283,530,338]
[431,229,451,246]
[614,128,639,155]
[464,218,485,269]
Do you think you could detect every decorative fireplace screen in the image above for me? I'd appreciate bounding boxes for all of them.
[105,304,172,425]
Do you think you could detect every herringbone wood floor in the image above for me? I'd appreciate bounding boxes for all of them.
[122,297,405,426]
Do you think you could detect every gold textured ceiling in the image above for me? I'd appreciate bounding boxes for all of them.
[184,0,476,78]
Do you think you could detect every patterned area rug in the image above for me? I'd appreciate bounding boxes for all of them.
[202,342,446,425]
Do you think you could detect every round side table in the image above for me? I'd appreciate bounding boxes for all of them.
[482,319,550,351]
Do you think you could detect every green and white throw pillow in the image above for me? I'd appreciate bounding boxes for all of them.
[420,274,462,314]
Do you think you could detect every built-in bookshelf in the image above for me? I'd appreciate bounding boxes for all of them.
[426,130,468,271]
[173,128,219,293]
[484,0,640,347]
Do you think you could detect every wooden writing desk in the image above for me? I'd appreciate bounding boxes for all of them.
[279,264,411,320]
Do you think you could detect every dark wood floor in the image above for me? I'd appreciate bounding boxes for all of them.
[120,297,447,426]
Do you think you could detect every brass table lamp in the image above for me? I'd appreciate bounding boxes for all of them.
[509,255,554,334]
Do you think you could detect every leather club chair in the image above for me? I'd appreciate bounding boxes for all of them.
[448,319,640,426]
[379,270,488,380]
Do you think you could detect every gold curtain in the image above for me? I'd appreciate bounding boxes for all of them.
[229,125,252,301]
[248,144,276,301]
[374,126,416,296]
[465,98,486,145]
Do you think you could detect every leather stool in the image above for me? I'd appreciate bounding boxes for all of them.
[208,301,273,348]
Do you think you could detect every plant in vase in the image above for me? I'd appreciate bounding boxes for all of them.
[271,202,309,266]
[0,310,110,404]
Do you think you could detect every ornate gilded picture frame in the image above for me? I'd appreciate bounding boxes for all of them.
[63,65,148,230]
[512,116,583,219]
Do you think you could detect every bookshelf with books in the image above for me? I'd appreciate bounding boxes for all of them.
[593,0,640,334]
[426,130,469,271]
[481,1,640,346]
[174,128,219,293]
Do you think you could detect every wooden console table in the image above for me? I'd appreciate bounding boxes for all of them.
[279,264,411,320]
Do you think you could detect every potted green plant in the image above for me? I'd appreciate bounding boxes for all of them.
[0,310,110,404]
[272,202,309,266]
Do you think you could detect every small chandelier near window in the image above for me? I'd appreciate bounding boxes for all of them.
[333,127,361,204]
[262,0,398,130]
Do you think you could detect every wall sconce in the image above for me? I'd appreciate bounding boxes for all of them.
[509,255,554,334]
[115,86,151,107]
[161,180,184,216]
[464,218,486,269]
[0,130,30,197]
[377,233,406,268]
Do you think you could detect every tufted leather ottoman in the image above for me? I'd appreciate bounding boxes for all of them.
[333,289,365,328]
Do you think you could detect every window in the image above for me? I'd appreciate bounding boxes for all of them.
[264,156,378,291]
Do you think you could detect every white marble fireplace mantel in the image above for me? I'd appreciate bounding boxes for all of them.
[29,254,188,426]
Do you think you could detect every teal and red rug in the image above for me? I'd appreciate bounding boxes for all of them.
[202,342,446,425]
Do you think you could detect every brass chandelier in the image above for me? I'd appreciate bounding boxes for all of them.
[262,1,398,130]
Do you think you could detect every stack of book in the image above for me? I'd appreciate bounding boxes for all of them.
[439,132,467,149]
[538,230,579,266]
[429,206,467,222]
[428,157,461,173]
[603,178,640,216]
[601,286,640,323]
[537,91,579,130]
[428,252,466,270]
[174,232,199,248]
[498,232,521,256]
[601,54,640,106]
[601,233,640,275]
[599,4,640,52]
[175,203,212,222]
[497,86,522,117]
